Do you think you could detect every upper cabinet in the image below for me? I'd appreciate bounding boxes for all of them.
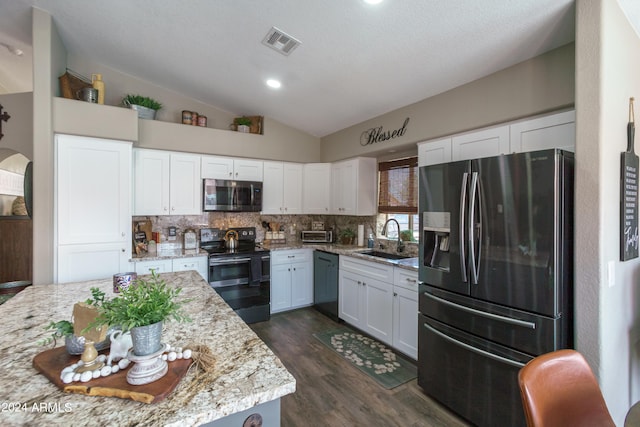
[55,134,132,283]
[262,161,303,214]
[418,110,575,167]
[451,125,510,161]
[201,155,263,181]
[331,157,377,216]
[418,137,452,167]
[133,148,202,215]
[509,110,575,153]
[303,163,331,214]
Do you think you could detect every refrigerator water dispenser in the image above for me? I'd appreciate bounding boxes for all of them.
[423,211,450,270]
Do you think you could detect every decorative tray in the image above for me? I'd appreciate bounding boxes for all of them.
[33,346,191,404]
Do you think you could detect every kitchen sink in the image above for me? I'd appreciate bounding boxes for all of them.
[358,250,413,260]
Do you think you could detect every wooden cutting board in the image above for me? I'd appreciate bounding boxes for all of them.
[33,346,191,404]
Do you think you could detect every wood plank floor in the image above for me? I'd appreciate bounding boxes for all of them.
[250,307,471,427]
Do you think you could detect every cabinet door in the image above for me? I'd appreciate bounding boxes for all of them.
[282,163,303,214]
[57,135,131,245]
[393,285,418,359]
[362,277,393,346]
[133,149,170,215]
[452,125,510,161]
[170,153,201,215]
[303,163,331,214]
[339,270,363,327]
[418,138,452,167]
[201,155,234,179]
[262,161,284,214]
[291,261,313,308]
[509,110,575,153]
[234,159,264,181]
[134,259,172,275]
[57,242,130,284]
[271,263,292,313]
[331,161,356,214]
[172,256,208,281]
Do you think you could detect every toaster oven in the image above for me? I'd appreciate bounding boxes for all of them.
[300,230,333,243]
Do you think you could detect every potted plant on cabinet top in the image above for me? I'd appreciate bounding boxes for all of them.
[122,94,163,120]
[234,116,252,133]
[91,271,190,356]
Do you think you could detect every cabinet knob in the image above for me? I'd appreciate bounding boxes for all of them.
[407,278,417,283]
[357,281,362,285]
[121,248,125,253]
[235,172,238,176]
[293,267,296,271]
[121,232,125,237]
[163,207,168,211]
[362,282,366,286]
[393,292,398,297]
[288,268,291,271]
[229,172,232,176]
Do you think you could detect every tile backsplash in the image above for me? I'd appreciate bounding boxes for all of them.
[132,212,418,257]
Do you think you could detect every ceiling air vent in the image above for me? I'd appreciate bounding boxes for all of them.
[262,27,301,56]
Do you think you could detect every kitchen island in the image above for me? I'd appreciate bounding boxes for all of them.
[0,271,296,426]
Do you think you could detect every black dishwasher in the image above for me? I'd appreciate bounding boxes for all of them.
[313,250,339,320]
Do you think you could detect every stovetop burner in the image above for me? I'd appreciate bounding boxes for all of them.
[200,227,265,256]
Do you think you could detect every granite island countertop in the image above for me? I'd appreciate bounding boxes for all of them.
[0,271,296,426]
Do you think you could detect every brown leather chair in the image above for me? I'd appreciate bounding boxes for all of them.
[518,349,615,427]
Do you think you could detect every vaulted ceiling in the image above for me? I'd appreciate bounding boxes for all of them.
[0,1,638,137]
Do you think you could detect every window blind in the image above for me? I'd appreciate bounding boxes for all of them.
[378,157,418,214]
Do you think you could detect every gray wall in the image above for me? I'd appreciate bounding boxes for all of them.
[320,43,574,161]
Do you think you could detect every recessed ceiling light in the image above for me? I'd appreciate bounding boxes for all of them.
[266,79,281,89]
[363,0,383,4]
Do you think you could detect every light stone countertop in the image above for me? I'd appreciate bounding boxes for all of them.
[0,271,296,426]
[264,242,419,271]
[131,248,209,262]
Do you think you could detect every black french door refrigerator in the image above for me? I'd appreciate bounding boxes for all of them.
[417,149,574,427]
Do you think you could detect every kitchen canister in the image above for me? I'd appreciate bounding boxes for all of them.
[91,73,105,104]
[77,87,98,103]
[113,272,137,293]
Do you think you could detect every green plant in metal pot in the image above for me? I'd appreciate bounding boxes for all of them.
[122,94,163,111]
[90,271,191,356]
[236,117,252,126]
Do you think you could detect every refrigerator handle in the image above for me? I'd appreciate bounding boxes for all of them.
[469,171,480,285]
[423,291,537,329]
[423,321,526,368]
[459,172,469,283]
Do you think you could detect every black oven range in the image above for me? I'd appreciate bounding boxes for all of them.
[200,227,270,324]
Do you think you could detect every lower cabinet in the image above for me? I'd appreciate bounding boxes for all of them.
[271,249,313,313]
[339,255,418,359]
[134,255,208,281]
[171,256,208,281]
[393,268,419,359]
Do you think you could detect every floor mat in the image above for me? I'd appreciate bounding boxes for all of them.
[313,327,417,389]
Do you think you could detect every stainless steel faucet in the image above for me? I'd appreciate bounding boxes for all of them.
[381,218,405,253]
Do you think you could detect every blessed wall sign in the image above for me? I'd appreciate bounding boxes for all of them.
[360,117,410,146]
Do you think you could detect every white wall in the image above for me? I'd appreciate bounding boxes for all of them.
[0,92,33,159]
[575,0,640,423]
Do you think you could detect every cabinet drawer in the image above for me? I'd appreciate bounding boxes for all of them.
[271,249,311,265]
[134,259,172,275]
[340,255,394,283]
[394,268,419,292]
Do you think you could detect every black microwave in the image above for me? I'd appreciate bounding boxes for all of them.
[203,179,262,212]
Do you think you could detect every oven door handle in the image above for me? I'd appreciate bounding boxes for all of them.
[210,257,252,265]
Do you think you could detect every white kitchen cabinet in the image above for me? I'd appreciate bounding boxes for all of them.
[172,255,208,281]
[134,259,172,275]
[339,256,394,346]
[509,110,575,153]
[133,149,201,215]
[393,268,418,359]
[418,137,452,167]
[331,157,377,215]
[452,125,510,161]
[262,161,303,214]
[303,163,331,214]
[271,249,313,313]
[201,155,263,181]
[55,134,132,284]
